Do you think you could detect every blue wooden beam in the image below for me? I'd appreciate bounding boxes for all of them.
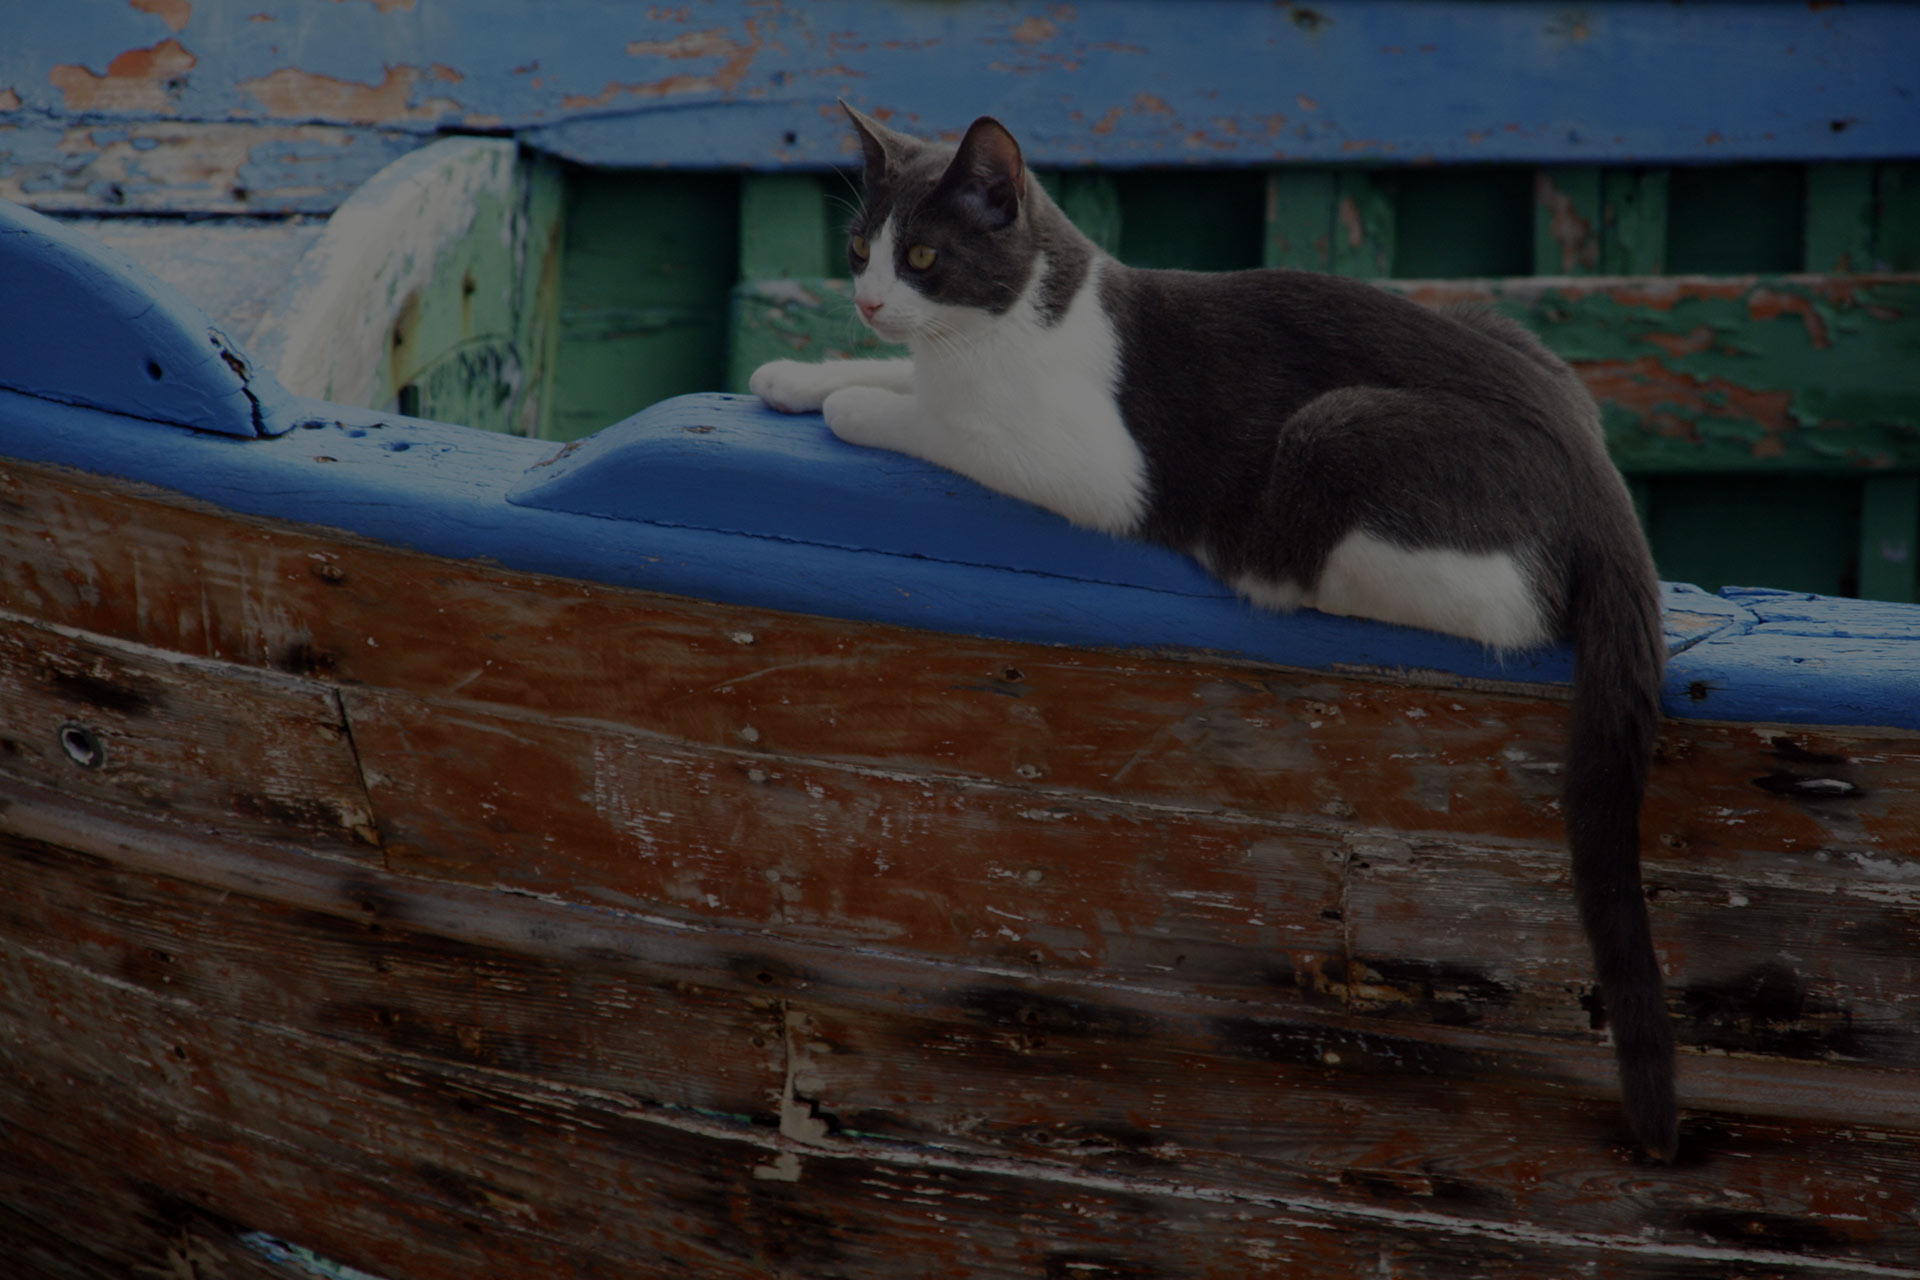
[3,1,1916,211]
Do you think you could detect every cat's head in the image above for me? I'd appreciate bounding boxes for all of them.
[841,104,1041,346]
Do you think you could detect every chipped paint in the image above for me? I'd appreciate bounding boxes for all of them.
[564,21,765,110]
[1535,170,1599,273]
[237,65,459,125]
[130,0,192,34]
[249,136,525,416]
[1403,276,1920,472]
[48,39,196,114]
[0,119,412,213]
[4,0,1915,197]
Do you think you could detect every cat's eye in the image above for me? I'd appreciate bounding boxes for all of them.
[906,244,938,271]
[850,234,870,262]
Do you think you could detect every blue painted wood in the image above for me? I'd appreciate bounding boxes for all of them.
[508,394,1221,597]
[0,198,295,436]
[2,386,1915,732]
[0,0,1912,215]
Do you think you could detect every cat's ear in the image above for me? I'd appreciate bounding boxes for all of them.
[936,116,1026,231]
[841,100,915,179]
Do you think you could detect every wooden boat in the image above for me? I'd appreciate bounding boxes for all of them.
[5,3,1920,1276]
[5,180,1920,1279]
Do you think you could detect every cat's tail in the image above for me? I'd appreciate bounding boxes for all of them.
[1563,532,1676,1161]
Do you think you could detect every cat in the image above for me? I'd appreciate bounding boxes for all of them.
[750,105,1676,1162]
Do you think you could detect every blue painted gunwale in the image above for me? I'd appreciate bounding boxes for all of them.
[1,194,1914,733]
[2,0,1916,218]
[2,383,1915,734]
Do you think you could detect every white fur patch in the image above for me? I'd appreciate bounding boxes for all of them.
[1306,530,1549,650]
[892,247,1148,534]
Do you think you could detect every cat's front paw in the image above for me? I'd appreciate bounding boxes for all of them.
[749,360,833,414]
[822,386,914,451]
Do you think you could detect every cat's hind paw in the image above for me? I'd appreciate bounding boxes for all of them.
[749,360,833,414]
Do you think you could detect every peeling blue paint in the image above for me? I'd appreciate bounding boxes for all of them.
[2,1,1916,215]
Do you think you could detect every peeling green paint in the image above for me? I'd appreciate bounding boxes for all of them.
[1408,278,1920,473]
[726,278,901,393]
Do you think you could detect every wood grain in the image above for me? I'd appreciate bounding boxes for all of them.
[4,834,1915,1279]
[2,460,1917,1275]
[0,608,377,854]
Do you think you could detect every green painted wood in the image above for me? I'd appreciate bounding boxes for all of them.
[1877,164,1920,272]
[1040,171,1124,256]
[1404,275,1920,475]
[513,154,569,439]
[1115,170,1264,270]
[1804,164,1877,273]
[1263,170,1337,271]
[1534,168,1602,276]
[1860,475,1920,603]
[1668,165,1805,275]
[1645,476,1859,597]
[400,150,567,436]
[548,170,739,441]
[1390,169,1532,278]
[1600,169,1669,275]
[739,174,835,281]
[1332,172,1395,278]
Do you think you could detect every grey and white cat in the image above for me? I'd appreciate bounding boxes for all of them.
[752,106,1675,1161]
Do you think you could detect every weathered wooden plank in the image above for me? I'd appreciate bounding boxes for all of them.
[1264,169,1338,271]
[5,0,1913,216]
[0,611,377,855]
[0,834,785,1119]
[1534,167,1602,276]
[243,137,554,434]
[0,966,765,1278]
[347,685,1352,992]
[5,795,1918,1278]
[1397,275,1920,474]
[782,996,1920,1263]
[0,118,419,214]
[1332,171,1395,279]
[0,1179,295,1280]
[1602,168,1669,275]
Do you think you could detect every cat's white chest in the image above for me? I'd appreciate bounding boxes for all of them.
[911,264,1148,535]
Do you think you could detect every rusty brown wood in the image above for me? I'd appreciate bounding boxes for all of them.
[0,608,378,854]
[2,458,1919,1275]
[4,797,1919,1278]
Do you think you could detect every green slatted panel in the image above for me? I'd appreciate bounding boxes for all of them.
[740,174,837,280]
[1602,169,1669,275]
[1042,171,1124,256]
[549,169,740,441]
[1114,170,1265,270]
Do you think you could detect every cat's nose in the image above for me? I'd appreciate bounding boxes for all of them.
[856,298,883,322]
